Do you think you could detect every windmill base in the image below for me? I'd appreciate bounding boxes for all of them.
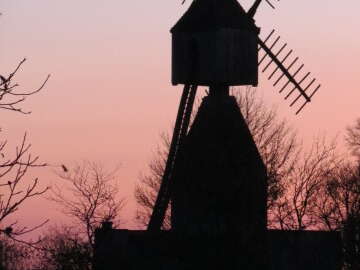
[94,227,342,270]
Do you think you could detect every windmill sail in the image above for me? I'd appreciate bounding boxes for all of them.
[264,0,279,9]
[258,30,321,114]
[248,0,278,18]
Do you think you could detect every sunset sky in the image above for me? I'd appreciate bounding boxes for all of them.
[1,0,360,236]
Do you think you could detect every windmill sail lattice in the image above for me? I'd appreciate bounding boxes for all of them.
[258,29,321,114]
[264,0,279,9]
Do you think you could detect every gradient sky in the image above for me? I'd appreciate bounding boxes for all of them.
[1,0,360,235]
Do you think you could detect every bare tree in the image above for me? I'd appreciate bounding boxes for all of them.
[135,133,171,229]
[0,58,49,114]
[49,161,124,248]
[313,162,360,269]
[0,59,49,239]
[135,87,299,229]
[0,235,33,270]
[270,138,339,230]
[0,133,48,235]
[34,225,92,270]
[346,118,360,158]
[314,163,357,231]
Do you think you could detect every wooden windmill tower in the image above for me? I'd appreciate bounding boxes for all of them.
[148,0,321,234]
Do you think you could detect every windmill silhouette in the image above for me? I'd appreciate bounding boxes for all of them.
[93,2,343,269]
[148,0,321,232]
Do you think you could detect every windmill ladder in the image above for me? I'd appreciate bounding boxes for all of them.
[147,84,197,231]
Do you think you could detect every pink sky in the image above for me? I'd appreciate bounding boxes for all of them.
[1,0,360,236]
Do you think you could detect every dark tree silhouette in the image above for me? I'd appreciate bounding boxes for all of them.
[0,235,33,270]
[270,138,339,230]
[313,162,360,269]
[49,161,124,248]
[0,58,49,114]
[346,118,360,158]
[0,59,49,239]
[34,226,92,270]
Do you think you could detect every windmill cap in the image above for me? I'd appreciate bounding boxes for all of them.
[171,0,259,33]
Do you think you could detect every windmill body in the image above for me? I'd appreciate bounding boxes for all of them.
[148,0,269,233]
[165,1,267,265]
[171,92,267,235]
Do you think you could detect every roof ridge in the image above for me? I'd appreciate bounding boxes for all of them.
[171,0,257,33]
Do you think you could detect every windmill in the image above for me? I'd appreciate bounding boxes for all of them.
[92,1,344,269]
[147,0,321,232]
